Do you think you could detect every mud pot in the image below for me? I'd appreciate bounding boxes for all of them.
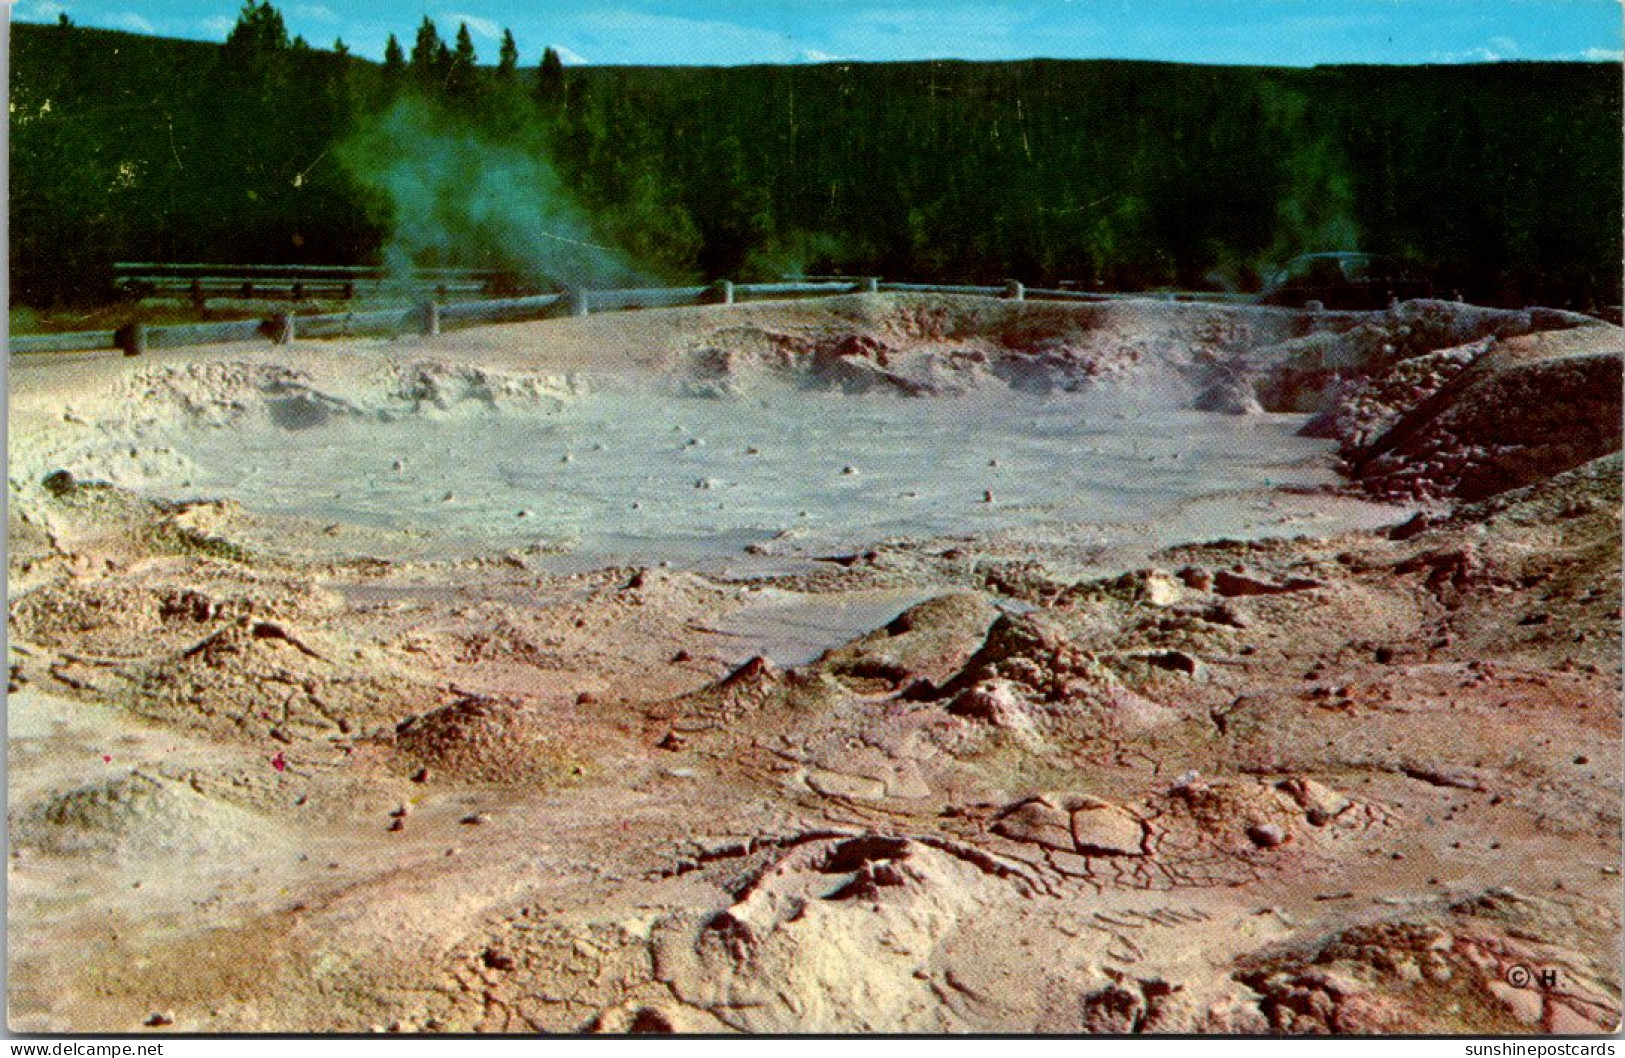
[8,293,1622,1033]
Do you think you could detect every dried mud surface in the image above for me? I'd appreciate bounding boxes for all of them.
[7,295,1622,1034]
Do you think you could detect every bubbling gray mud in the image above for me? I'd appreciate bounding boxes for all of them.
[146,380,1399,569]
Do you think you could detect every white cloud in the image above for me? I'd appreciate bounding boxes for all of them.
[1430,45,1510,63]
[1580,47,1624,62]
[16,1,67,22]
[293,4,339,23]
[201,14,234,37]
[445,11,501,41]
[553,45,590,66]
[798,49,844,63]
[575,9,796,64]
[106,10,154,33]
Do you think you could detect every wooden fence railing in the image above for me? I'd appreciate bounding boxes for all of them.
[113,262,509,301]
[8,278,1248,356]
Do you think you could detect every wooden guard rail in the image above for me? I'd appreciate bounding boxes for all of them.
[9,277,1246,356]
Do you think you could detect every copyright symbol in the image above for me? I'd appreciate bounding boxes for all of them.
[1505,964,1534,989]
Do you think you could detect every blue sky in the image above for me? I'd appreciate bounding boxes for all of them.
[10,0,1623,67]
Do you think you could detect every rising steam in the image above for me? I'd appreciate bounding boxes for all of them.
[338,97,640,288]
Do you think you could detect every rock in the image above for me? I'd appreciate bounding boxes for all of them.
[947,679,1028,729]
[991,797,1074,851]
[1144,649,1203,677]
[1193,378,1264,416]
[1246,822,1288,848]
[1213,570,1322,597]
[1143,571,1183,606]
[144,1011,175,1028]
[481,947,517,971]
[1081,983,1145,1033]
[1178,567,1214,591]
[1387,512,1433,540]
[1278,777,1352,826]
[41,469,77,497]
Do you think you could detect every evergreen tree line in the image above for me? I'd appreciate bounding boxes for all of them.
[10,3,1621,310]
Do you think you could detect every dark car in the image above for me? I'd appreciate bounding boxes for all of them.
[1258,252,1432,309]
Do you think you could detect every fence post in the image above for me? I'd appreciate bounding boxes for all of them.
[1004,280,1025,301]
[115,321,146,357]
[570,289,591,317]
[861,277,879,294]
[422,301,440,336]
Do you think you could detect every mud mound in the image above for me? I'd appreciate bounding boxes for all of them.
[652,832,1029,1032]
[1300,340,1487,444]
[1251,300,1591,417]
[817,593,999,692]
[384,361,584,416]
[96,360,583,437]
[11,566,344,657]
[13,771,269,858]
[392,694,585,786]
[1231,889,1622,1034]
[123,617,428,738]
[679,325,994,397]
[933,612,1178,742]
[669,296,1594,415]
[1451,452,1623,531]
[1350,336,1623,502]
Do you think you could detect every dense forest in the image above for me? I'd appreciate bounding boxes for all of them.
[10,3,1622,311]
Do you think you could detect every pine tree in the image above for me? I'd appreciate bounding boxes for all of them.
[447,22,477,97]
[220,0,291,96]
[536,45,564,103]
[497,28,519,80]
[333,37,348,56]
[410,17,443,87]
[224,0,289,59]
[435,41,452,86]
[383,33,404,74]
